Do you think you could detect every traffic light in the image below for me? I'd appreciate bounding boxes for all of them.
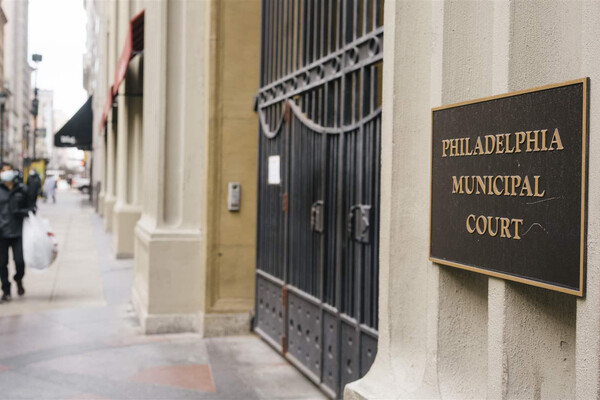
[31,98,38,117]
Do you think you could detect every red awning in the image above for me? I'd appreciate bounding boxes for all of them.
[112,10,144,96]
[99,10,144,133]
[99,86,114,133]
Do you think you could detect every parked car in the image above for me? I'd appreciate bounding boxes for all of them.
[72,176,91,193]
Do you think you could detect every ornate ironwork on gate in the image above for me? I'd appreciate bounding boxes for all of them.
[254,0,383,397]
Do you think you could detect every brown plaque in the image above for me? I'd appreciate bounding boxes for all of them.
[430,78,589,296]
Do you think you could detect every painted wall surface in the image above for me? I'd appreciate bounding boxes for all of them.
[204,0,260,316]
[345,1,600,399]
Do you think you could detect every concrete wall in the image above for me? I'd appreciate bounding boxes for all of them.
[346,1,600,399]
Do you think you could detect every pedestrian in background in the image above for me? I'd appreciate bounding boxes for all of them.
[43,175,56,204]
[0,163,32,301]
[27,169,42,210]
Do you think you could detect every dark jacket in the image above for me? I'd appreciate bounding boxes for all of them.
[0,182,31,238]
[26,174,41,208]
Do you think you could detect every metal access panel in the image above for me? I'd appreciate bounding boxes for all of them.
[254,1,383,398]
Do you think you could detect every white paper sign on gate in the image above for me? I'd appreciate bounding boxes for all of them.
[268,155,281,185]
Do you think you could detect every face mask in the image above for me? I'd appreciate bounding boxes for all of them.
[1,170,17,183]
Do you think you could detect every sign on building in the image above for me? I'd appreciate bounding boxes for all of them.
[35,128,47,138]
[430,79,588,296]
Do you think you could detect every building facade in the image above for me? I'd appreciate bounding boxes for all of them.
[88,0,259,337]
[35,88,52,159]
[0,0,7,167]
[0,1,7,86]
[3,0,29,167]
[346,2,600,399]
[88,1,600,399]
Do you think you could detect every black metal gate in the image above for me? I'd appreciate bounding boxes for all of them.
[254,1,383,397]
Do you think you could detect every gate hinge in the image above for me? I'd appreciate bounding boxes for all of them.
[282,192,288,213]
[283,102,291,125]
[282,334,287,354]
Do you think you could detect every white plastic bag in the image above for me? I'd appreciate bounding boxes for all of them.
[22,211,58,270]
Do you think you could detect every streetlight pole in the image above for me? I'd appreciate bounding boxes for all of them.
[0,102,4,166]
[32,89,37,160]
[22,123,29,170]
[31,54,42,161]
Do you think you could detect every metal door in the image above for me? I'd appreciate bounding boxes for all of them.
[254,1,383,398]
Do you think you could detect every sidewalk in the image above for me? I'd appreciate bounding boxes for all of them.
[0,190,326,400]
[0,191,105,316]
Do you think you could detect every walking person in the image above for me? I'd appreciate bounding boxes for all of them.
[0,163,32,301]
[26,169,42,210]
[43,174,56,204]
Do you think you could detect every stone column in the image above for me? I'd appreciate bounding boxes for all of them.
[94,1,108,216]
[576,2,600,399]
[112,0,130,254]
[96,122,106,216]
[133,0,206,334]
[112,1,143,258]
[130,57,143,211]
[346,2,443,398]
[103,120,116,231]
[346,1,593,399]
[485,3,579,399]
[102,0,118,231]
[112,86,137,257]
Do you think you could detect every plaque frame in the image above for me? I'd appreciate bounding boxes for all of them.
[429,78,589,296]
